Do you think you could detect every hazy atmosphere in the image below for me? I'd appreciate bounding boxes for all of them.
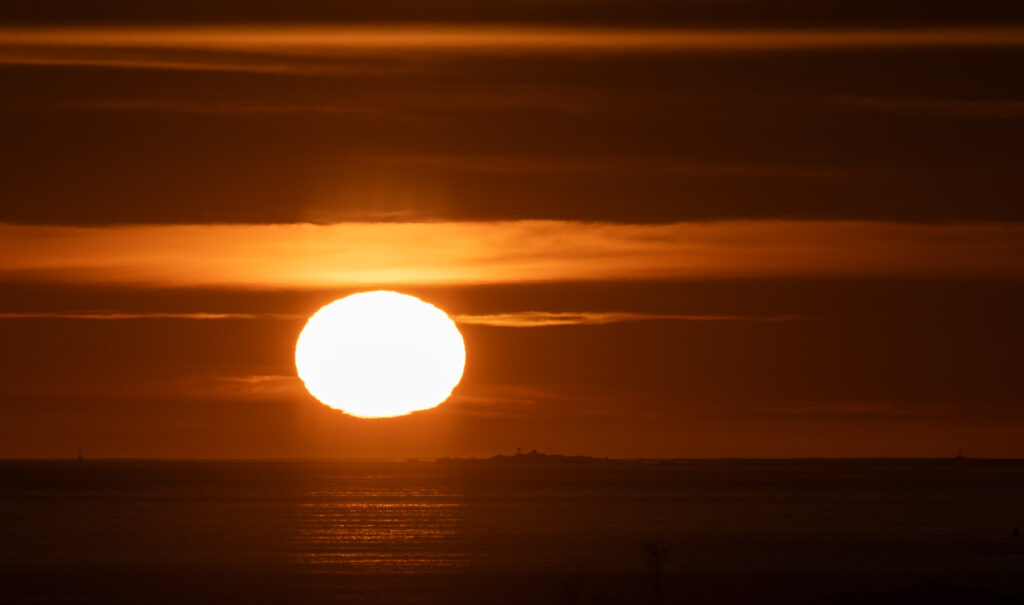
[4,4,1024,605]
[2,0,1024,459]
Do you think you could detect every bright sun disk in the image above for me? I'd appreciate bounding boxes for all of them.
[295,291,466,418]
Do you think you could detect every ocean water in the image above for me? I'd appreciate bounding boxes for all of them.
[1,459,1023,603]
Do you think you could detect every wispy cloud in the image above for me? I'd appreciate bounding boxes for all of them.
[3,25,1022,53]
[446,382,684,419]
[837,96,1024,118]
[2,220,1023,288]
[454,311,809,327]
[0,54,314,74]
[200,374,304,398]
[344,155,843,177]
[2,26,1023,74]
[0,311,302,320]
[0,310,810,327]
[57,93,559,116]
[771,401,954,418]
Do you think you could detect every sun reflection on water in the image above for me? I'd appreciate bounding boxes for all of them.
[290,483,466,571]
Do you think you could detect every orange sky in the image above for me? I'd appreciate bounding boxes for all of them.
[3,221,1023,287]
[1,2,1023,458]
[4,25,1024,54]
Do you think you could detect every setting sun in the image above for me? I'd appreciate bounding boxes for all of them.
[295,291,466,418]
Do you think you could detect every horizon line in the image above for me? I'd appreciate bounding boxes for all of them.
[1,455,1012,462]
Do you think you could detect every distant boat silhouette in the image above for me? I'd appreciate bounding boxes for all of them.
[76,449,84,462]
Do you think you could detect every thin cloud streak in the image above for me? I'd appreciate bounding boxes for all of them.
[0,55,311,74]
[837,96,1024,118]
[2,221,1023,287]
[0,310,809,326]
[347,155,844,177]
[454,311,810,327]
[2,26,1023,76]
[0,312,303,320]
[770,401,954,418]
[2,26,1023,53]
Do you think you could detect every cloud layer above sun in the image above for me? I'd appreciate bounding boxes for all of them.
[2,220,1023,288]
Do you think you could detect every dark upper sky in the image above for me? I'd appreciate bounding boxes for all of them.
[4,0,1023,26]
[1,1,1022,458]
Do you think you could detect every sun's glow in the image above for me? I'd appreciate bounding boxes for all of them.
[295,291,466,418]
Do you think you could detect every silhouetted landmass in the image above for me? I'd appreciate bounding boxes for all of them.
[436,449,611,465]
[434,451,1014,465]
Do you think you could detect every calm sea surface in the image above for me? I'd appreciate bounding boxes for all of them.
[1,459,1023,603]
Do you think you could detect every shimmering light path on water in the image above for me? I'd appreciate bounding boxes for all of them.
[1,460,1023,603]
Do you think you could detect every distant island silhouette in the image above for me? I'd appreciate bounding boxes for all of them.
[433,451,1003,465]
[435,449,610,464]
